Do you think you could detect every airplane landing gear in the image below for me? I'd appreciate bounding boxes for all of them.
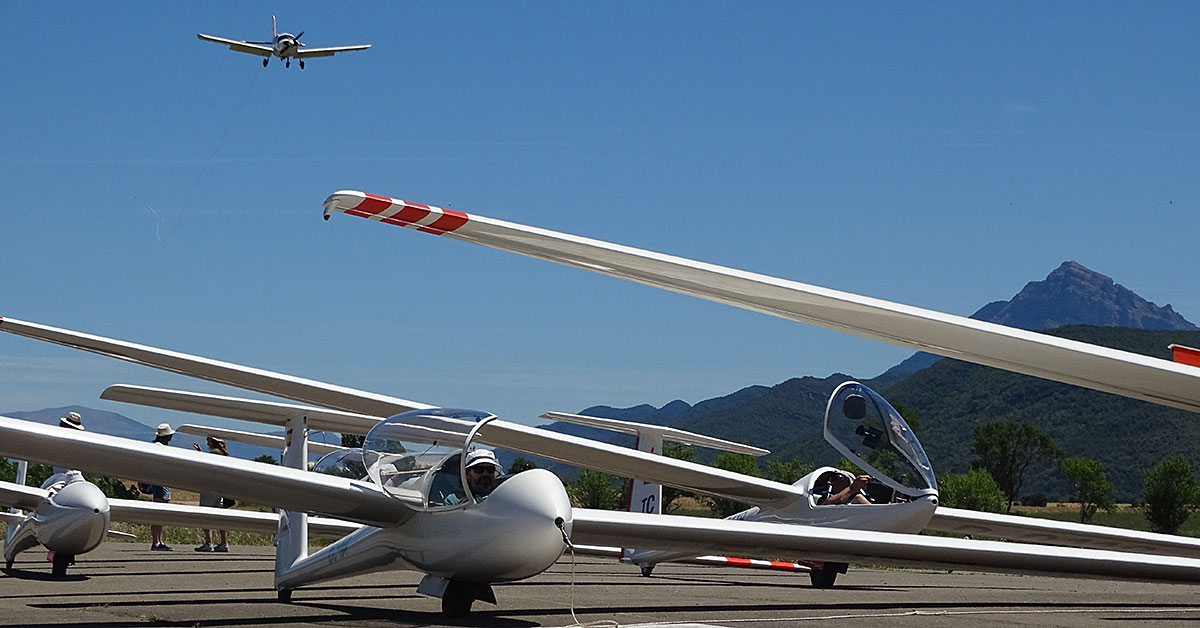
[441,581,496,616]
[809,562,847,588]
[277,589,293,602]
[299,60,305,70]
[640,564,655,577]
[285,59,291,68]
[263,58,269,67]
[51,553,74,577]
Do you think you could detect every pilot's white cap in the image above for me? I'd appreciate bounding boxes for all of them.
[59,411,84,430]
[465,448,500,471]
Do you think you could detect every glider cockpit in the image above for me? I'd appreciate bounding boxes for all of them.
[823,382,937,503]
[361,408,498,510]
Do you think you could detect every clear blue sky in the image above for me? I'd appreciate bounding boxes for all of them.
[2,3,1198,434]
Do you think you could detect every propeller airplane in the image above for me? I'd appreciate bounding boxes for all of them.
[197,16,370,69]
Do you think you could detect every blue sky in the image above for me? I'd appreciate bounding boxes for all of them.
[2,3,1198,434]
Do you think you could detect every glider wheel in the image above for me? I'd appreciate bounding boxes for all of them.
[277,589,293,602]
[441,581,474,616]
[51,553,73,577]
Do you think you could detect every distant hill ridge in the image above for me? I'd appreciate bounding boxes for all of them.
[884,260,1195,378]
[558,261,1200,501]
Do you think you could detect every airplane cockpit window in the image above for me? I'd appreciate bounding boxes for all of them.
[312,448,368,480]
[823,382,937,498]
[362,408,496,510]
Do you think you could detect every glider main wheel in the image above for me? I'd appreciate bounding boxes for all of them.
[277,589,293,602]
[640,564,655,577]
[441,581,474,616]
[809,562,847,588]
[51,553,73,577]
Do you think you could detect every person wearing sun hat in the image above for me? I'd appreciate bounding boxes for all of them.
[148,423,175,550]
[50,412,86,475]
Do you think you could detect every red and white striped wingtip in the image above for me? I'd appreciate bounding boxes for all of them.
[322,190,470,235]
[692,555,814,572]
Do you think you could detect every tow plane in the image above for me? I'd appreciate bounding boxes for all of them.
[197,16,370,69]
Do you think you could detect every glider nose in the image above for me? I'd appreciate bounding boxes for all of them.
[37,481,110,555]
[470,469,572,581]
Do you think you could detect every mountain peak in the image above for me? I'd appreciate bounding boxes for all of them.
[971,260,1197,331]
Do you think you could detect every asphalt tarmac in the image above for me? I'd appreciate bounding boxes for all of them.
[3,543,1200,627]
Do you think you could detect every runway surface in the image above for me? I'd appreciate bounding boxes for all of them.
[3,543,1200,627]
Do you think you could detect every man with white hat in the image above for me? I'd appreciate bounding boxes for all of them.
[51,412,85,475]
[464,449,503,500]
[148,423,175,550]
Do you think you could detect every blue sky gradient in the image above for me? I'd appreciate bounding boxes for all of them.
[2,3,1197,432]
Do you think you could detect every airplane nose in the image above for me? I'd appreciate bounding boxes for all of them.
[461,469,572,581]
[37,481,111,555]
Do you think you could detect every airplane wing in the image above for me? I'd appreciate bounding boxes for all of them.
[0,480,359,539]
[321,191,1200,415]
[0,480,45,512]
[0,416,416,528]
[196,34,274,57]
[175,423,346,457]
[928,506,1200,560]
[571,508,1200,584]
[107,499,359,539]
[104,384,804,507]
[0,316,429,418]
[294,44,371,59]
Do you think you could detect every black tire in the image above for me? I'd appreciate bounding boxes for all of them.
[51,553,72,577]
[263,58,269,67]
[277,589,293,602]
[4,558,12,570]
[299,60,305,69]
[441,581,474,616]
[640,564,655,577]
[809,561,847,588]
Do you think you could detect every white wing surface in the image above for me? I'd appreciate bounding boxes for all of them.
[107,499,360,538]
[0,480,359,538]
[572,508,1200,584]
[321,191,1200,415]
[175,423,346,456]
[0,480,45,511]
[541,411,769,455]
[102,384,384,434]
[0,416,415,527]
[0,316,429,418]
[929,507,1200,560]
[104,384,803,507]
[196,34,274,57]
[295,45,371,58]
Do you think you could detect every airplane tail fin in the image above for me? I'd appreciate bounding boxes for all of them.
[271,15,278,39]
[274,415,309,591]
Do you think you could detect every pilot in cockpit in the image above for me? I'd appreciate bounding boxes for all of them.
[463,449,503,499]
[815,470,873,505]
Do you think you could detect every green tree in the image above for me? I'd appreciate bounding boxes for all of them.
[254,454,279,465]
[567,469,621,510]
[709,452,760,518]
[891,401,923,433]
[341,433,365,448]
[1142,456,1200,534]
[1061,457,1114,523]
[1,460,139,499]
[507,457,538,474]
[937,468,1006,512]
[764,457,813,485]
[972,420,1062,513]
[661,443,698,514]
